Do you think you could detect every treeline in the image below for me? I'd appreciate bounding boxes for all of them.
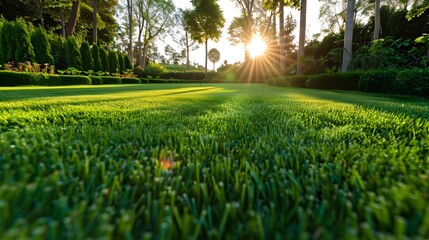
[0,18,132,75]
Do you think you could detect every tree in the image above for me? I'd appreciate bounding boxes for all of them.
[80,41,94,71]
[296,0,307,75]
[373,0,381,40]
[176,9,199,69]
[185,0,225,78]
[15,19,35,64]
[92,0,97,43]
[99,46,109,72]
[91,43,102,72]
[341,0,356,72]
[31,27,54,64]
[123,53,132,69]
[208,48,220,71]
[65,36,82,69]
[67,1,80,37]
[117,52,125,73]
[108,50,118,74]
[0,20,16,64]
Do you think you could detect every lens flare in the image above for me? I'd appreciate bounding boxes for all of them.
[248,36,267,58]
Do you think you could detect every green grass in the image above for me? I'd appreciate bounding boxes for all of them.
[0,84,428,239]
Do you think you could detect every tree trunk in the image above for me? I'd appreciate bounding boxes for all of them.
[39,9,44,28]
[61,9,66,38]
[341,0,356,72]
[186,31,190,69]
[92,0,97,43]
[127,0,133,66]
[279,0,285,75]
[142,46,148,68]
[205,38,208,79]
[67,1,80,37]
[373,0,381,40]
[297,0,307,75]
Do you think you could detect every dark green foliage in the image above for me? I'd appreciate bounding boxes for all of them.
[91,44,102,72]
[0,20,15,63]
[107,50,118,74]
[99,46,109,72]
[124,53,132,69]
[101,76,121,84]
[267,76,289,87]
[90,76,103,85]
[144,62,167,77]
[396,69,429,97]
[0,70,37,86]
[307,72,363,90]
[30,27,54,65]
[65,36,82,70]
[14,18,35,63]
[358,69,401,93]
[49,35,67,70]
[117,52,125,74]
[267,75,309,88]
[133,66,145,78]
[121,78,140,84]
[80,41,93,71]
[162,72,206,80]
[58,75,92,85]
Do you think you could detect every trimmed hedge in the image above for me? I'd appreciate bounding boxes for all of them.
[162,72,206,80]
[0,71,91,86]
[358,69,401,93]
[90,76,103,85]
[121,78,141,84]
[101,76,121,84]
[267,77,289,87]
[395,69,429,97]
[307,72,363,90]
[267,75,309,88]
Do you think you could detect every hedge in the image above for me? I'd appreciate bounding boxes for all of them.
[395,69,429,97]
[307,72,363,90]
[267,75,309,88]
[121,78,141,84]
[358,69,401,94]
[0,71,91,86]
[90,76,103,85]
[162,72,206,80]
[267,77,289,87]
[101,76,121,84]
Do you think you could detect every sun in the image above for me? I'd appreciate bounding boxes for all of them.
[248,36,267,58]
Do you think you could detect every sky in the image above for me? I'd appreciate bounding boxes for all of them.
[170,0,322,67]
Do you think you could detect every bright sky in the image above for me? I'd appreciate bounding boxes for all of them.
[170,0,321,67]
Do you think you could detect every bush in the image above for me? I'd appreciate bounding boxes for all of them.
[144,62,167,77]
[395,69,429,97]
[267,75,309,88]
[121,78,140,84]
[267,76,289,87]
[65,36,82,70]
[91,44,102,72]
[133,66,145,78]
[117,52,125,74]
[30,27,54,65]
[124,54,132,69]
[0,71,37,86]
[161,72,206,80]
[307,72,363,90]
[147,78,170,83]
[358,69,401,93]
[80,41,93,71]
[57,75,92,85]
[101,76,121,84]
[90,76,103,85]
[139,78,149,84]
[0,20,15,64]
[49,34,67,70]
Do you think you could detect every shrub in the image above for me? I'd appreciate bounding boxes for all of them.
[139,78,149,84]
[101,76,121,84]
[307,72,363,90]
[267,77,289,87]
[99,46,109,72]
[0,71,37,86]
[0,20,15,64]
[147,78,170,83]
[133,66,145,78]
[144,62,167,77]
[90,76,103,85]
[65,36,82,70]
[358,69,401,93]
[80,41,94,71]
[121,77,140,84]
[31,27,54,65]
[108,50,118,74]
[91,44,102,72]
[43,75,63,86]
[288,75,309,88]
[396,69,429,97]
[161,72,206,80]
[57,75,92,85]
[14,18,35,63]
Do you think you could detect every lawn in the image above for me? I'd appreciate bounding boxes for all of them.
[0,84,428,239]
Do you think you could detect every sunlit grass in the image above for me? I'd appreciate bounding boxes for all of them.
[0,84,428,239]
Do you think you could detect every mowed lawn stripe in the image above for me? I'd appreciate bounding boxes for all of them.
[0,84,428,239]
